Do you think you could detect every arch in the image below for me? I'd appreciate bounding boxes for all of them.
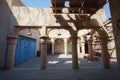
[14,27,41,67]
[18,28,40,51]
[48,29,71,38]
[77,27,110,68]
[6,25,41,69]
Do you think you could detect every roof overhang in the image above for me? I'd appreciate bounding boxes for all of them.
[51,0,108,17]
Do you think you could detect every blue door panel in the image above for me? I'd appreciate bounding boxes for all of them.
[15,35,36,65]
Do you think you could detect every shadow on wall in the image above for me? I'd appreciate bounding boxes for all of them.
[0,0,19,69]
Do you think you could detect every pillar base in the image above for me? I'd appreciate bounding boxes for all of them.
[73,66,79,69]
[40,67,47,70]
[103,64,110,69]
[88,56,99,61]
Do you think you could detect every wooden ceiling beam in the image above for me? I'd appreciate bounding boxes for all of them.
[89,0,108,17]
[52,13,90,15]
[51,0,108,15]
[15,26,42,29]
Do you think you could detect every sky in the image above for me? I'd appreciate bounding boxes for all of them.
[21,0,51,8]
[103,2,111,19]
[21,0,111,19]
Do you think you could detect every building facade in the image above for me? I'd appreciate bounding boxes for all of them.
[0,0,119,70]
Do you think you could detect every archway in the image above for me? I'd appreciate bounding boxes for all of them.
[77,27,110,68]
[14,29,40,67]
[55,39,64,54]
[48,29,71,55]
[47,29,74,69]
[6,26,41,69]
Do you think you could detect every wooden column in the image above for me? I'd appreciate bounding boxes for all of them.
[40,36,48,70]
[100,37,110,68]
[51,38,55,55]
[88,37,94,60]
[71,36,79,69]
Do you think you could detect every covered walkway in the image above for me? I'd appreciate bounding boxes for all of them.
[0,54,119,80]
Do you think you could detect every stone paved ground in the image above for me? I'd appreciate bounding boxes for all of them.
[0,54,120,80]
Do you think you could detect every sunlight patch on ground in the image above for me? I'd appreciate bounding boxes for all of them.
[64,61,72,63]
[64,61,81,64]
[48,61,59,64]
[58,54,72,58]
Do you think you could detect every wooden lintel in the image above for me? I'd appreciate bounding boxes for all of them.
[46,26,101,30]
[52,13,90,15]
[15,26,42,29]
[51,6,98,9]
[46,26,70,29]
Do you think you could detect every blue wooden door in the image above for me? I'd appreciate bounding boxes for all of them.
[15,35,36,65]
